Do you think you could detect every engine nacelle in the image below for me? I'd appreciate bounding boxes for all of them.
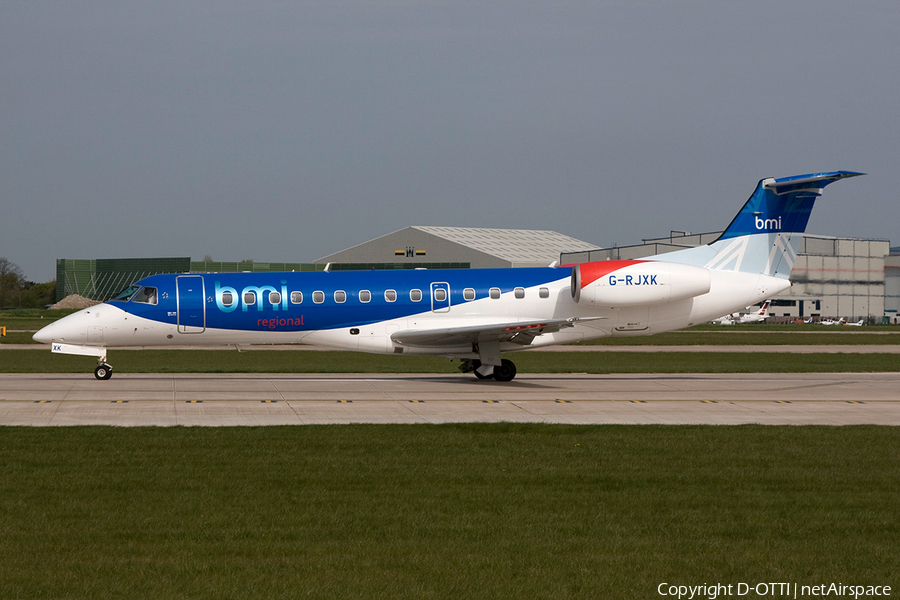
[571,260,711,307]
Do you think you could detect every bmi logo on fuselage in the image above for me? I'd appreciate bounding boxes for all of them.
[215,281,288,313]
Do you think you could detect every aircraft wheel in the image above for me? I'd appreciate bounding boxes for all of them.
[492,359,517,382]
[94,364,113,381]
[470,360,493,379]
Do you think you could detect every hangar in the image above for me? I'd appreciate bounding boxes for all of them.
[314,226,595,269]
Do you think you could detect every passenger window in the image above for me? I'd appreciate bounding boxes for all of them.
[132,286,158,305]
[313,291,325,304]
[463,288,475,301]
[410,289,422,302]
[244,292,256,305]
[291,291,303,304]
[359,290,371,303]
[269,291,281,305]
[385,290,397,302]
[489,287,501,299]
[221,292,234,307]
[514,287,525,299]
[334,290,346,303]
[434,288,447,302]
[539,287,549,299]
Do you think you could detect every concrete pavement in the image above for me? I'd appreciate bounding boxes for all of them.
[1,372,898,426]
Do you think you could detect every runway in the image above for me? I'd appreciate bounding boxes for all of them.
[1,372,898,426]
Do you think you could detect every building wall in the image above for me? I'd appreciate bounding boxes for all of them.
[56,257,191,302]
[884,253,900,319]
[565,243,693,263]
[190,261,320,273]
[784,237,888,319]
[57,258,323,301]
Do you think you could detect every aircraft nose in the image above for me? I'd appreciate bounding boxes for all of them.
[33,309,91,345]
[33,318,71,344]
[33,325,53,344]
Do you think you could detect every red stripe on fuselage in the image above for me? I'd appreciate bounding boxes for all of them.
[578,260,649,288]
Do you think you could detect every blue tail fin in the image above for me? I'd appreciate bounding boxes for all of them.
[717,171,864,242]
[703,171,864,278]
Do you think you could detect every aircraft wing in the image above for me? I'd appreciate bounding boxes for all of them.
[390,316,605,348]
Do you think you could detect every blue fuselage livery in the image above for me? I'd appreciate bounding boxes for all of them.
[133,267,570,333]
[35,171,864,381]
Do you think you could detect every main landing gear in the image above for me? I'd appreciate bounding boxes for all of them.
[94,362,113,380]
[459,359,517,382]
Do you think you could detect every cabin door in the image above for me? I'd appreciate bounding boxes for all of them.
[176,275,206,334]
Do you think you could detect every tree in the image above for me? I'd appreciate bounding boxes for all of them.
[21,280,57,308]
[0,258,24,308]
[0,258,56,308]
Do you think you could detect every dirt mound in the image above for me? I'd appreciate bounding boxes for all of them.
[50,294,101,310]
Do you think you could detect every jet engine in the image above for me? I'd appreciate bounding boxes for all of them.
[571,260,711,307]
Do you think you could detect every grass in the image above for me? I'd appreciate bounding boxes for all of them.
[1,348,900,374]
[1,425,897,599]
[578,330,900,345]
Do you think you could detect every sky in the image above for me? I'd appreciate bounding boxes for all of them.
[2,1,898,282]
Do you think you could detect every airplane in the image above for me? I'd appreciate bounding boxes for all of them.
[34,170,864,381]
[844,319,865,327]
[818,317,845,325]
[710,314,736,326]
[739,300,771,323]
[712,299,770,325]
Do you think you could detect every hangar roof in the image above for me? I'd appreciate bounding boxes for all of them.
[315,226,599,268]
[410,226,597,265]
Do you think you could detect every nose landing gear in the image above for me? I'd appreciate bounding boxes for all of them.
[45,343,113,380]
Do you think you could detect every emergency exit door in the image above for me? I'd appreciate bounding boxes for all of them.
[431,282,451,313]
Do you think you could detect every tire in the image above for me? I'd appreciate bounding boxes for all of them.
[94,364,113,380]
[492,359,517,382]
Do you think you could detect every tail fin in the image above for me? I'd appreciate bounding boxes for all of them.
[703,171,864,278]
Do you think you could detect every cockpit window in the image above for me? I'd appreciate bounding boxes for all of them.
[132,286,158,305]
[111,285,141,302]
